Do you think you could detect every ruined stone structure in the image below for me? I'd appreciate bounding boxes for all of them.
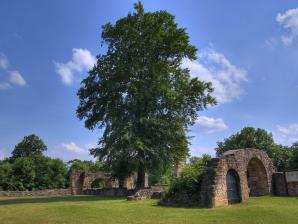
[70,170,147,195]
[272,171,298,196]
[71,170,120,195]
[69,148,298,206]
[200,148,275,208]
[69,170,163,199]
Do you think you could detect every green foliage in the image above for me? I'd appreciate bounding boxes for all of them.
[163,154,211,205]
[216,127,275,156]
[34,156,68,190]
[12,134,47,159]
[216,127,293,171]
[0,134,68,191]
[0,160,13,191]
[0,156,68,191]
[11,157,36,190]
[289,142,298,169]
[68,159,109,172]
[149,168,172,186]
[77,2,215,182]
[91,179,106,189]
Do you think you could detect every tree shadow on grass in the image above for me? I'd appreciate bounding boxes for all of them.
[0,195,125,206]
[154,201,203,209]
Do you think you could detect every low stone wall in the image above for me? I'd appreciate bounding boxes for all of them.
[272,172,288,196]
[285,171,298,196]
[127,187,165,200]
[82,188,129,197]
[0,189,71,197]
[81,186,165,200]
[287,182,298,196]
[272,171,298,196]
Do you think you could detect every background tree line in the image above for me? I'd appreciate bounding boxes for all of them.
[216,127,298,171]
[1,127,297,191]
[0,134,106,191]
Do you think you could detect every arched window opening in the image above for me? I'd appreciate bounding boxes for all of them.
[247,158,269,196]
[91,179,106,189]
[226,169,241,204]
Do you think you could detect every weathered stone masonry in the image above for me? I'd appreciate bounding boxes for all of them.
[69,170,148,195]
[200,148,275,208]
[70,170,120,195]
[272,170,298,196]
[0,189,71,197]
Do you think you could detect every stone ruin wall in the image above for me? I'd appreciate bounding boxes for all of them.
[200,148,275,208]
[69,170,165,199]
[0,189,71,197]
[272,171,298,196]
[70,170,148,195]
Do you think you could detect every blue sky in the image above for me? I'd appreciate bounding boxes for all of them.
[1,0,298,161]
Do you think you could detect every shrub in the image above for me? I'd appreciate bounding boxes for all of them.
[161,154,211,206]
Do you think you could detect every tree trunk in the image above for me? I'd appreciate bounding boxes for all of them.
[136,166,146,188]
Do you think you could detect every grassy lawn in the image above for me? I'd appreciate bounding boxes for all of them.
[0,196,297,224]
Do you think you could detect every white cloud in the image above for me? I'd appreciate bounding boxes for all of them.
[9,70,26,86]
[0,82,12,90]
[0,54,26,90]
[0,53,9,69]
[84,142,97,149]
[54,48,96,85]
[276,8,298,46]
[195,116,228,134]
[182,49,248,104]
[276,123,298,145]
[61,142,85,154]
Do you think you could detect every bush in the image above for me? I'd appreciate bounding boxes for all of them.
[91,179,106,189]
[68,159,109,172]
[34,156,68,190]
[0,160,13,190]
[149,168,172,186]
[0,156,68,191]
[161,155,211,206]
[11,157,36,190]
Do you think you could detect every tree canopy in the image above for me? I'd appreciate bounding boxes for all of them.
[289,142,298,169]
[77,2,215,185]
[68,159,109,172]
[12,134,47,159]
[216,127,293,171]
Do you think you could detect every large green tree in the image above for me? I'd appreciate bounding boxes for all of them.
[12,134,47,159]
[77,2,215,186]
[216,127,293,171]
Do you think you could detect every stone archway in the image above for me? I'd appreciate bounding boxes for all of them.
[70,170,138,195]
[200,148,275,208]
[70,171,118,194]
[247,157,269,196]
[91,178,108,189]
[226,169,241,204]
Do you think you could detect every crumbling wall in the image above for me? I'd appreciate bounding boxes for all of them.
[70,170,141,195]
[200,148,275,208]
[273,171,298,196]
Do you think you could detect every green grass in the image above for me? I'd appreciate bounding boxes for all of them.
[0,196,297,224]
